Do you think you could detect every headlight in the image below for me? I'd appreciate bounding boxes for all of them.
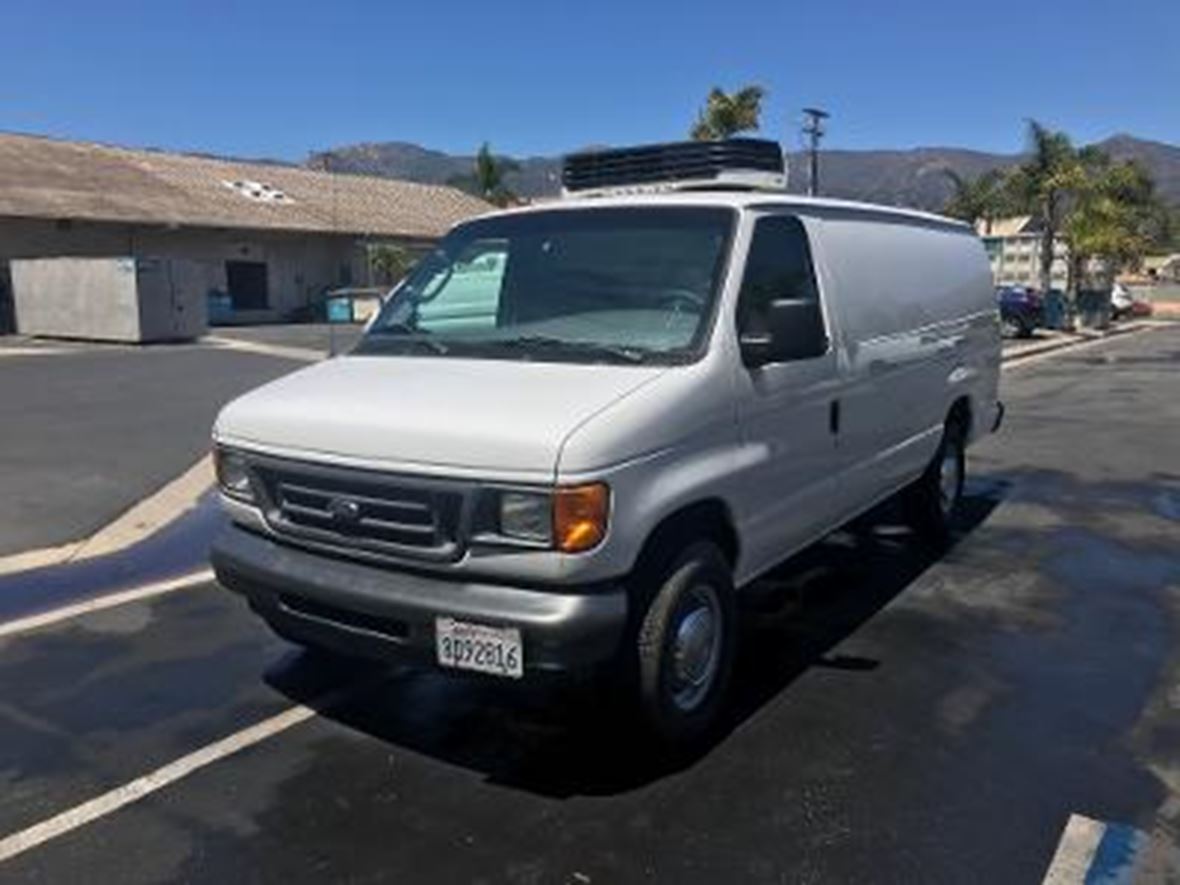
[498,492,552,544]
[491,484,610,552]
[214,447,255,503]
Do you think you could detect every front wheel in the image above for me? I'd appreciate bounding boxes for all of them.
[903,420,966,547]
[632,541,737,745]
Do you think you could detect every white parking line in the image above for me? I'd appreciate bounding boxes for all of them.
[204,335,323,362]
[0,569,214,640]
[0,347,74,358]
[0,690,347,864]
[1042,814,1106,883]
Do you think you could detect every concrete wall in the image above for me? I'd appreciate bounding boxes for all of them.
[0,218,430,330]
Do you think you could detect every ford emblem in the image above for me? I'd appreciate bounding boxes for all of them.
[327,497,362,525]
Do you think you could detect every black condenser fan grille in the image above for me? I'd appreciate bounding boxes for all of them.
[562,138,784,193]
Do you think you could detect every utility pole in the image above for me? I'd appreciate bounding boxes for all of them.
[802,107,829,197]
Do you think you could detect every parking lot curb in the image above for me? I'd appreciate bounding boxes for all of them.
[0,455,213,577]
[1003,322,1154,367]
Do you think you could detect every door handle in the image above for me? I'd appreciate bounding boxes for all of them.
[829,399,841,435]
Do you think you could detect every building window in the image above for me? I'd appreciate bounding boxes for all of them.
[225,260,269,310]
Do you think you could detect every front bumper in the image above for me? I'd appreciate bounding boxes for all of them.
[211,526,628,673]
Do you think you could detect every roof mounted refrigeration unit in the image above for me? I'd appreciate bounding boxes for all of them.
[561,138,787,197]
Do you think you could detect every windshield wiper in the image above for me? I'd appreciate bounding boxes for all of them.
[365,325,449,355]
[489,335,649,364]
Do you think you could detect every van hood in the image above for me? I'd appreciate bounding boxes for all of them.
[214,354,667,477]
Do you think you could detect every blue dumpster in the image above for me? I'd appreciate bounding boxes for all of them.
[206,290,234,325]
[326,296,353,323]
[1077,290,1111,329]
[1043,289,1068,330]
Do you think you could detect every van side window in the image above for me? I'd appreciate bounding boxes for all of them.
[737,216,819,335]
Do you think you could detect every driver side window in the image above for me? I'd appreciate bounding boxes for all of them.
[736,216,819,335]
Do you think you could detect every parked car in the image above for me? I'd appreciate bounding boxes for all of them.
[1111,283,1133,319]
[1111,283,1153,320]
[210,140,1003,743]
[1128,298,1154,318]
[996,286,1044,338]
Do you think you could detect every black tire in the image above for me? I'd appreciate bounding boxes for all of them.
[903,418,966,547]
[630,541,737,745]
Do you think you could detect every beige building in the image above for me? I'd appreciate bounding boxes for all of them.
[1141,254,1180,283]
[0,132,491,333]
[977,216,1069,290]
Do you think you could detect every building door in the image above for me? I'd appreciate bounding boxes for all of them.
[0,262,13,334]
[225,260,269,310]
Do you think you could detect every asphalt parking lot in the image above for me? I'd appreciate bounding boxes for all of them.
[0,342,302,556]
[0,328,1176,883]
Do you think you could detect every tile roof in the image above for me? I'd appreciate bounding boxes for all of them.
[0,132,491,238]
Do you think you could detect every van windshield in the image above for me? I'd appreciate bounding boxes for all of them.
[356,206,735,365]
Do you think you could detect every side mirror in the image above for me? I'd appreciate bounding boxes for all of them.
[739,298,828,368]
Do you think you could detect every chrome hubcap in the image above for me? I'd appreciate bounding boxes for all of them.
[670,585,721,712]
[938,448,961,515]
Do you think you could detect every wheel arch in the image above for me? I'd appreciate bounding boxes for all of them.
[629,498,740,585]
[947,394,973,439]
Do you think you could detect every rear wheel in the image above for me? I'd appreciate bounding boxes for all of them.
[903,418,966,547]
[631,541,736,745]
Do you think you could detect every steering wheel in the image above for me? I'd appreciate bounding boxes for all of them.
[658,288,706,313]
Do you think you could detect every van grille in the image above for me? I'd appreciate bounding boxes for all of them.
[253,459,465,562]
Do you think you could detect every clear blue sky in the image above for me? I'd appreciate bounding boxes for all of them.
[3,0,1177,161]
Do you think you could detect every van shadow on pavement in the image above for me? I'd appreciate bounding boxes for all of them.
[268,483,1004,799]
[0,492,224,623]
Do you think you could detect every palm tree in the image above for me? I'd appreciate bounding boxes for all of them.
[1008,121,1085,293]
[690,86,766,141]
[475,142,519,205]
[447,142,520,206]
[941,168,1008,230]
[1063,153,1157,292]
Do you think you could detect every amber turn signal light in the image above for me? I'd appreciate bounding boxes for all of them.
[553,483,610,552]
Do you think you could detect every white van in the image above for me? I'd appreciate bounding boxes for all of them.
[212,140,1002,742]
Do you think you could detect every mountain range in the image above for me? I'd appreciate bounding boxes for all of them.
[308,135,1180,211]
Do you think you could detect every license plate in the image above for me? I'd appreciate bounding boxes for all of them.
[435,618,523,679]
